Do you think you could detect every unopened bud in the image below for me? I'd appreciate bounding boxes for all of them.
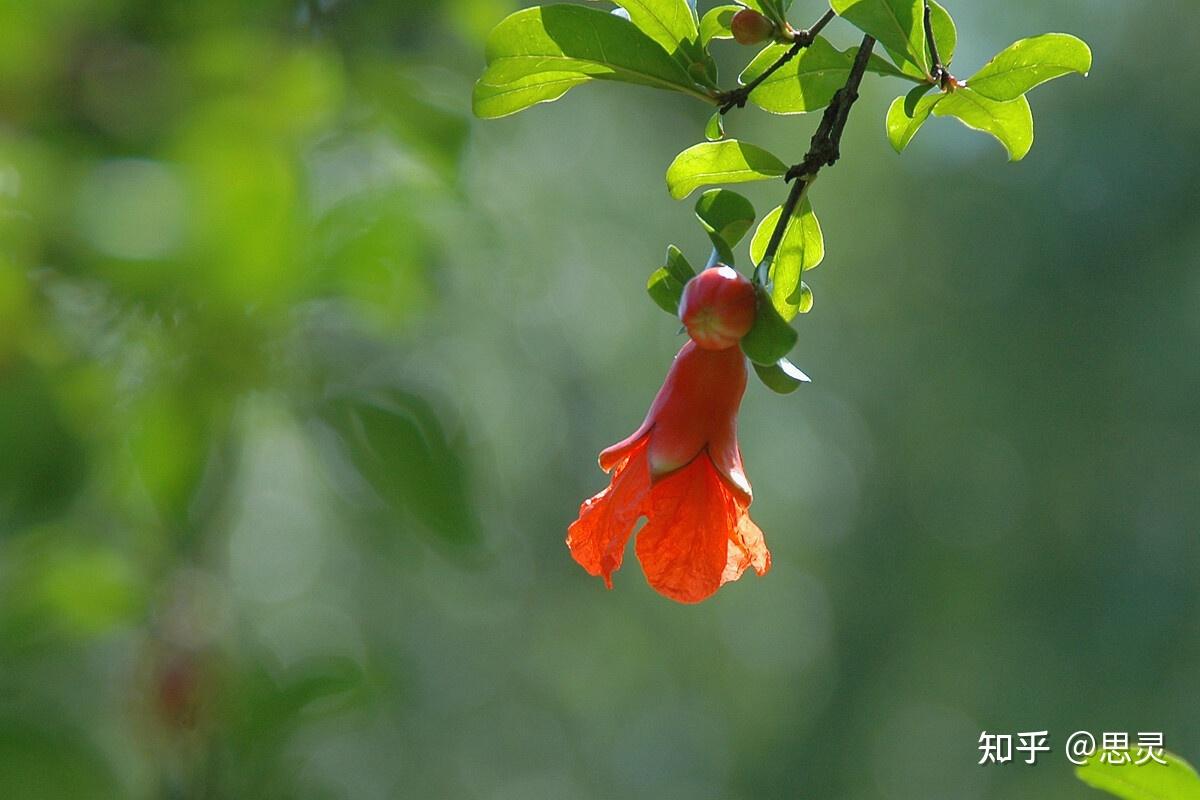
[679,266,756,350]
[730,9,775,46]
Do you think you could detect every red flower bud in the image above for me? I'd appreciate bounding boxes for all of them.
[678,265,756,350]
[730,9,775,45]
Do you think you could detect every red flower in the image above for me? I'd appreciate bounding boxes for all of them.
[567,338,770,603]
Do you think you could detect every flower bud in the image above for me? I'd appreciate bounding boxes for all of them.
[730,9,775,46]
[679,266,756,350]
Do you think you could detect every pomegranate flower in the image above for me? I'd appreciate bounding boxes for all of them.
[567,267,770,603]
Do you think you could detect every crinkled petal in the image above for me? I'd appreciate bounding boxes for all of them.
[635,454,739,603]
[567,438,651,588]
[721,503,771,585]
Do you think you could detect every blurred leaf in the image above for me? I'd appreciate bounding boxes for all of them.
[740,285,797,365]
[705,110,725,140]
[472,5,709,118]
[355,62,471,183]
[321,389,477,548]
[700,4,740,44]
[750,200,823,320]
[0,363,86,531]
[886,89,942,152]
[1075,750,1200,799]
[313,191,433,328]
[36,546,143,636]
[0,724,119,800]
[753,358,812,393]
[831,0,927,76]
[933,88,1034,161]
[274,656,367,720]
[647,244,696,314]
[666,139,786,199]
[742,38,873,114]
[694,189,755,264]
[966,33,1092,102]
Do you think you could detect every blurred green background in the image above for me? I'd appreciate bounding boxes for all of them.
[1,1,1197,798]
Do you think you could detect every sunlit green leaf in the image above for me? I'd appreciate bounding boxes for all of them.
[750,200,823,320]
[831,0,926,75]
[885,89,942,152]
[1075,749,1200,800]
[473,71,591,118]
[753,358,812,393]
[795,280,814,313]
[933,88,1034,161]
[740,286,797,365]
[743,37,876,114]
[472,5,709,119]
[593,0,699,59]
[739,0,792,27]
[647,245,697,313]
[666,139,786,199]
[966,33,1092,102]
[888,0,955,80]
[695,189,755,264]
[700,4,740,44]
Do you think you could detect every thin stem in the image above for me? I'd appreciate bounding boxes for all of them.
[755,177,812,285]
[718,9,837,114]
[755,35,876,284]
[923,1,944,82]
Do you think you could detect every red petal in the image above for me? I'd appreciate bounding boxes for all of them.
[722,502,771,585]
[567,437,651,588]
[645,342,747,479]
[635,455,737,603]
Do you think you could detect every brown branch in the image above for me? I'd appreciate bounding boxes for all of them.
[923,1,945,82]
[717,9,837,114]
[756,34,876,283]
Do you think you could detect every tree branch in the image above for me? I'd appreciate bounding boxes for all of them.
[717,9,837,114]
[923,0,945,83]
[756,34,876,283]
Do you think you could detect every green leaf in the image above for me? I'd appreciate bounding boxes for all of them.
[894,0,955,80]
[967,33,1092,102]
[473,71,592,119]
[472,5,709,119]
[596,0,699,58]
[665,139,787,200]
[860,48,919,81]
[695,189,755,264]
[1075,749,1200,800]
[795,280,814,313]
[705,110,725,141]
[739,0,791,27]
[700,4,740,44]
[750,200,824,320]
[885,89,942,152]
[742,37,872,114]
[647,244,697,313]
[928,0,957,65]
[753,358,812,393]
[741,286,798,365]
[831,0,927,75]
[933,88,1034,161]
